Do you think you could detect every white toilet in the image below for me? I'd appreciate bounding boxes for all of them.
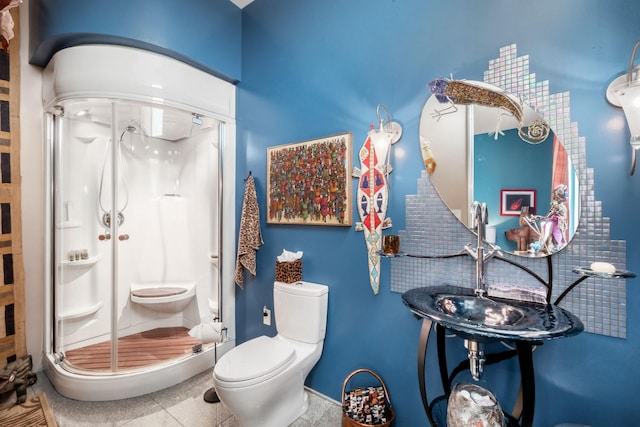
[212,281,329,427]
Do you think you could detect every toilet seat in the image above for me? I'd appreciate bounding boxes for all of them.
[214,336,295,387]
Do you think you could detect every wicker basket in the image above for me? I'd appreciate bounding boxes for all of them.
[275,259,302,283]
[342,368,395,427]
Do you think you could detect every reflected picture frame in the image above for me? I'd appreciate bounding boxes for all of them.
[500,189,536,216]
[267,132,353,226]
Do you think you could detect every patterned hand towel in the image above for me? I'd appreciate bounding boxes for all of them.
[234,174,263,287]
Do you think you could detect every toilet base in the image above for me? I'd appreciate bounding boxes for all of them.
[216,383,310,427]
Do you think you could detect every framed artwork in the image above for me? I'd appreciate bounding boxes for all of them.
[500,189,536,216]
[267,132,352,226]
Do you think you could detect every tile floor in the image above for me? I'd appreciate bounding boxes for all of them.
[0,369,343,426]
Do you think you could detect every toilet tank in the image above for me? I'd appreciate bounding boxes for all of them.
[274,281,328,344]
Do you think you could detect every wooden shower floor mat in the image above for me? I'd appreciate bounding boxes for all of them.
[64,327,201,372]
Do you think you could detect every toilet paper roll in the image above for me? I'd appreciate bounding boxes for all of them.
[189,319,224,343]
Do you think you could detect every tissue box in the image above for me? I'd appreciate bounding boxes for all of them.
[275,259,302,283]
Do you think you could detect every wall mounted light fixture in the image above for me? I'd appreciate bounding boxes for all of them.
[353,104,402,294]
[369,104,403,175]
[606,40,640,175]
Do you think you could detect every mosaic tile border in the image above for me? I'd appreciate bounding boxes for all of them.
[391,44,627,338]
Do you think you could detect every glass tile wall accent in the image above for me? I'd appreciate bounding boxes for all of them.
[391,44,628,338]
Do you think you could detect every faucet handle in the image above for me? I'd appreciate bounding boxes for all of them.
[480,203,488,225]
[487,242,503,257]
[470,201,481,229]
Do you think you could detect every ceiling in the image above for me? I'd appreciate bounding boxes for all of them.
[230,0,254,8]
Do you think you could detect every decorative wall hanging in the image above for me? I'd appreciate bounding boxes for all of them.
[267,132,352,226]
[353,105,402,294]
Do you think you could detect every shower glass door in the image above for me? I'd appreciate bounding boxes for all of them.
[50,98,221,374]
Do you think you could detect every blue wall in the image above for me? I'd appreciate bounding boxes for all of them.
[29,1,640,425]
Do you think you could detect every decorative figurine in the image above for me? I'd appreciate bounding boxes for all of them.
[524,184,569,254]
[537,184,569,253]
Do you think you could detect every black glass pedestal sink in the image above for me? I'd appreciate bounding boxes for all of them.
[403,284,584,341]
[402,284,584,427]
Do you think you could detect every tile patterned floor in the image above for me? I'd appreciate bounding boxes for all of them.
[0,369,343,426]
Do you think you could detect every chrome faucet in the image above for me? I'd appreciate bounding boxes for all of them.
[461,202,504,381]
[464,201,502,297]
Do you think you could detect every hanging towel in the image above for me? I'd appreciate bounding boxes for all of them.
[235,174,264,287]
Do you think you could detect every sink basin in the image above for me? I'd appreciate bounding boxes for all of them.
[436,295,525,327]
[402,285,584,341]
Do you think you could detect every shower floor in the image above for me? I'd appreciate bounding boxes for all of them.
[64,327,202,372]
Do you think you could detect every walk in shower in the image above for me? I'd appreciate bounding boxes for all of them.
[41,45,236,400]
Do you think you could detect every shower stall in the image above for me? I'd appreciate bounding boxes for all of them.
[41,45,236,400]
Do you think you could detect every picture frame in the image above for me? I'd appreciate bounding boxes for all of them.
[500,189,536,216]
[267,132,352,226]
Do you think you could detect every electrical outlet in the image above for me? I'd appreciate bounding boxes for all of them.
[263,306,271,326]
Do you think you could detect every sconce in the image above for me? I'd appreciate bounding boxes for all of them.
[606,40,640,175]
[369,104,403,175]
[353,104,403,294]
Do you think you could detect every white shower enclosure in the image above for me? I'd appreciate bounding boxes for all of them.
[41,45,236,400]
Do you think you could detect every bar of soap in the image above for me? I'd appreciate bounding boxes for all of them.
[591,262,616,274]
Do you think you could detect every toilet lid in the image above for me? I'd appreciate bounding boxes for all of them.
[214,336,295,383]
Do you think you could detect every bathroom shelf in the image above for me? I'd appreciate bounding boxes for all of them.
[379,250,468,258]
[572,267,636,279]
[553,266,637,306]
[59,301,103,321]
[56,221,82,229]
[61,254,103,268]
[377,250,407,258]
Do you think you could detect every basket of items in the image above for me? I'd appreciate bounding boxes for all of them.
[342,368,395,427]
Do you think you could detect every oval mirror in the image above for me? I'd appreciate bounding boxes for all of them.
[419,79,580,257]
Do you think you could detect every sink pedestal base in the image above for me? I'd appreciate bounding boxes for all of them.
[417,318,535,427]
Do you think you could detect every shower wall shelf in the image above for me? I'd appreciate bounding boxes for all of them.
[59,301,103,321]
[61,254,103,268]
[56,221,82,229]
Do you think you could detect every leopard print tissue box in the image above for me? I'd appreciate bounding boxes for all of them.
[275,259,302,283]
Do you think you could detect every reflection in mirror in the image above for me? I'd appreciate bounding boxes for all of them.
[419,79,580,257]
